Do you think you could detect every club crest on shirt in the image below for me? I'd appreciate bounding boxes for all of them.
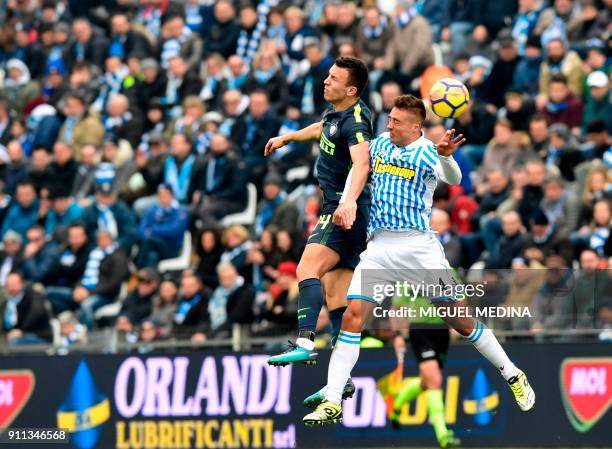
[329,123,338,136]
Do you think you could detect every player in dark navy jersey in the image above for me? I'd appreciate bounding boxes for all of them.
[264,56,372,369]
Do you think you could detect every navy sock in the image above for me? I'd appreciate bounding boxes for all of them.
[329,306,347,347]
[297,278,324,333]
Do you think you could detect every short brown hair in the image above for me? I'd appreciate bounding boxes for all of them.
[393,95,426,121]
[335,56,369,98]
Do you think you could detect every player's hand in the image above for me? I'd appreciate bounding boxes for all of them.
[436,129,466,157]
[333,199,357,229]
[393,334,407,359]
[264,135,286,156]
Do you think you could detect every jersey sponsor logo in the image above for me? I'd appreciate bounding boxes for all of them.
[0,370,35,429]
[373,156,416,180]
[560,357,612,432]
[319,133,336,156]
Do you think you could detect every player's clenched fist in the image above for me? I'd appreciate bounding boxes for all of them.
[333,199,357,230]
[264,136,286,156]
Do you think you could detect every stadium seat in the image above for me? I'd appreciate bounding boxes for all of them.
[158,231,193,273]
[220,183,258,227]
[93,282,129,322]
[286,165,310,183]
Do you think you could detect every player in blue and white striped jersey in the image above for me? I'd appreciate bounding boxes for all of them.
[303,95,535,428]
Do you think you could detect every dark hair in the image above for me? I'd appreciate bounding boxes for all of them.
[393,94,426,121]
[550,74,568,85]
[529,113,549,125]
[335,56,368,98]
[586,120,607,134]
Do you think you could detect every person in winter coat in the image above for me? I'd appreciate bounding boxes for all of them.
[136,184,189,268]
[0,59,41,114]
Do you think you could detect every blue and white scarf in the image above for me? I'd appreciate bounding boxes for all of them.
[97,203,118,239]
[161,27,193,69]
[236,0,270,66]
[200,75,221,102]
[185,4,204,32]
[138,6,163,40]
[590,227,610,256]
[255,191,286,236]
[93,65,129,112]
[363,15,388,39]
[104,112,132,133]
[82,243,118,290]
[396,8,417,29]
[174,293,203,324]
[209,276,244,330]
[164,154,195,203]
[253,68,276,85]
[195,131,212,156]
[3,293,23,330]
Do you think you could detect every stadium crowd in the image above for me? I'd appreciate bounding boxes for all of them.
[0,0,610,349]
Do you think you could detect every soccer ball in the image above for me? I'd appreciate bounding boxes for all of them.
[429,78,470,119]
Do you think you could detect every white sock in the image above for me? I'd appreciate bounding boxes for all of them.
[325,330,361,404]
[467,320,519,381]
[296,337,315,350]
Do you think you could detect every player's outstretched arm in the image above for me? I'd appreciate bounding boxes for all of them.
[333,140,370,229]
[264,121,323,156]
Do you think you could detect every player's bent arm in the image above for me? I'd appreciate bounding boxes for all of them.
[341,141,370,202]
[435,155,462,185]
[284,121,323,143]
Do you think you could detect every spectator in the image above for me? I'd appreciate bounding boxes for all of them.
[472,169,511,230]
[1,181,38,241]
[163,55,203,110]
[164,96,206,145]
[159,15,203,71]
[475,119,523,185]
[518,159,548,229]
[71,144,98,203]
[203,261,255,339]
[384,2,434,86]
[453,100,497,168]
[0,272,51,344]
[68,61,102,105]
[163,132,197,205]
[47,141,79,194]
[374,81,401,135]
[0,99,13,146]
[255,172,299,236]
[218,89,247,136]
[578,166,612,227]
[220,225,254,283]
[109,12,153,61]
[204,0,241,59]
[143,278,179,339]
[529,114,551,158]
[482,33,521,108]
[244,49,289,115]
[93,56,130,113]
[4,140,29,194]
[116,268,160,332]
[522,209,574,266]
[44,184,83,240]
[513,36,543,97]
[293,39,334,118]
[236,2,268,66]
[200,53,227,112]
[486,210,526,269]
[73,230,129,329]
[20,225,58,283]
[0,59,41,115]
[231,90,281,186]
[274,228,303,265]
[97,139,134,196]
[194,227,224,290]
[540,175,581,235]
[573,199,611,257]
[173,272,210,338]
[103,94,144,149]
[42,61,69,109]
[541,74,584,131]
[58,92,104,160]
[356,6,392,69]
[499,89,536,132]
[139,59,167,112]
[531,254,573,331]
[534,0,582,42]
[46,224,91,314]
[583,121,610,161]
[81,181,137,252]
[0,231,24,288]
[136,183,189,268]
[545,123,583,181]
[259,260,299,334]
[503,258,545,331]
[283,6,318,80]
[511,0,544,56]
[130,134,169,214]
[583,71,611,133]
[64,18,109,71]
[25,147,52,194]
[538,37,583,100]
[190,133,247,225]
[431,208,462,268]
[472,0,518,45]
